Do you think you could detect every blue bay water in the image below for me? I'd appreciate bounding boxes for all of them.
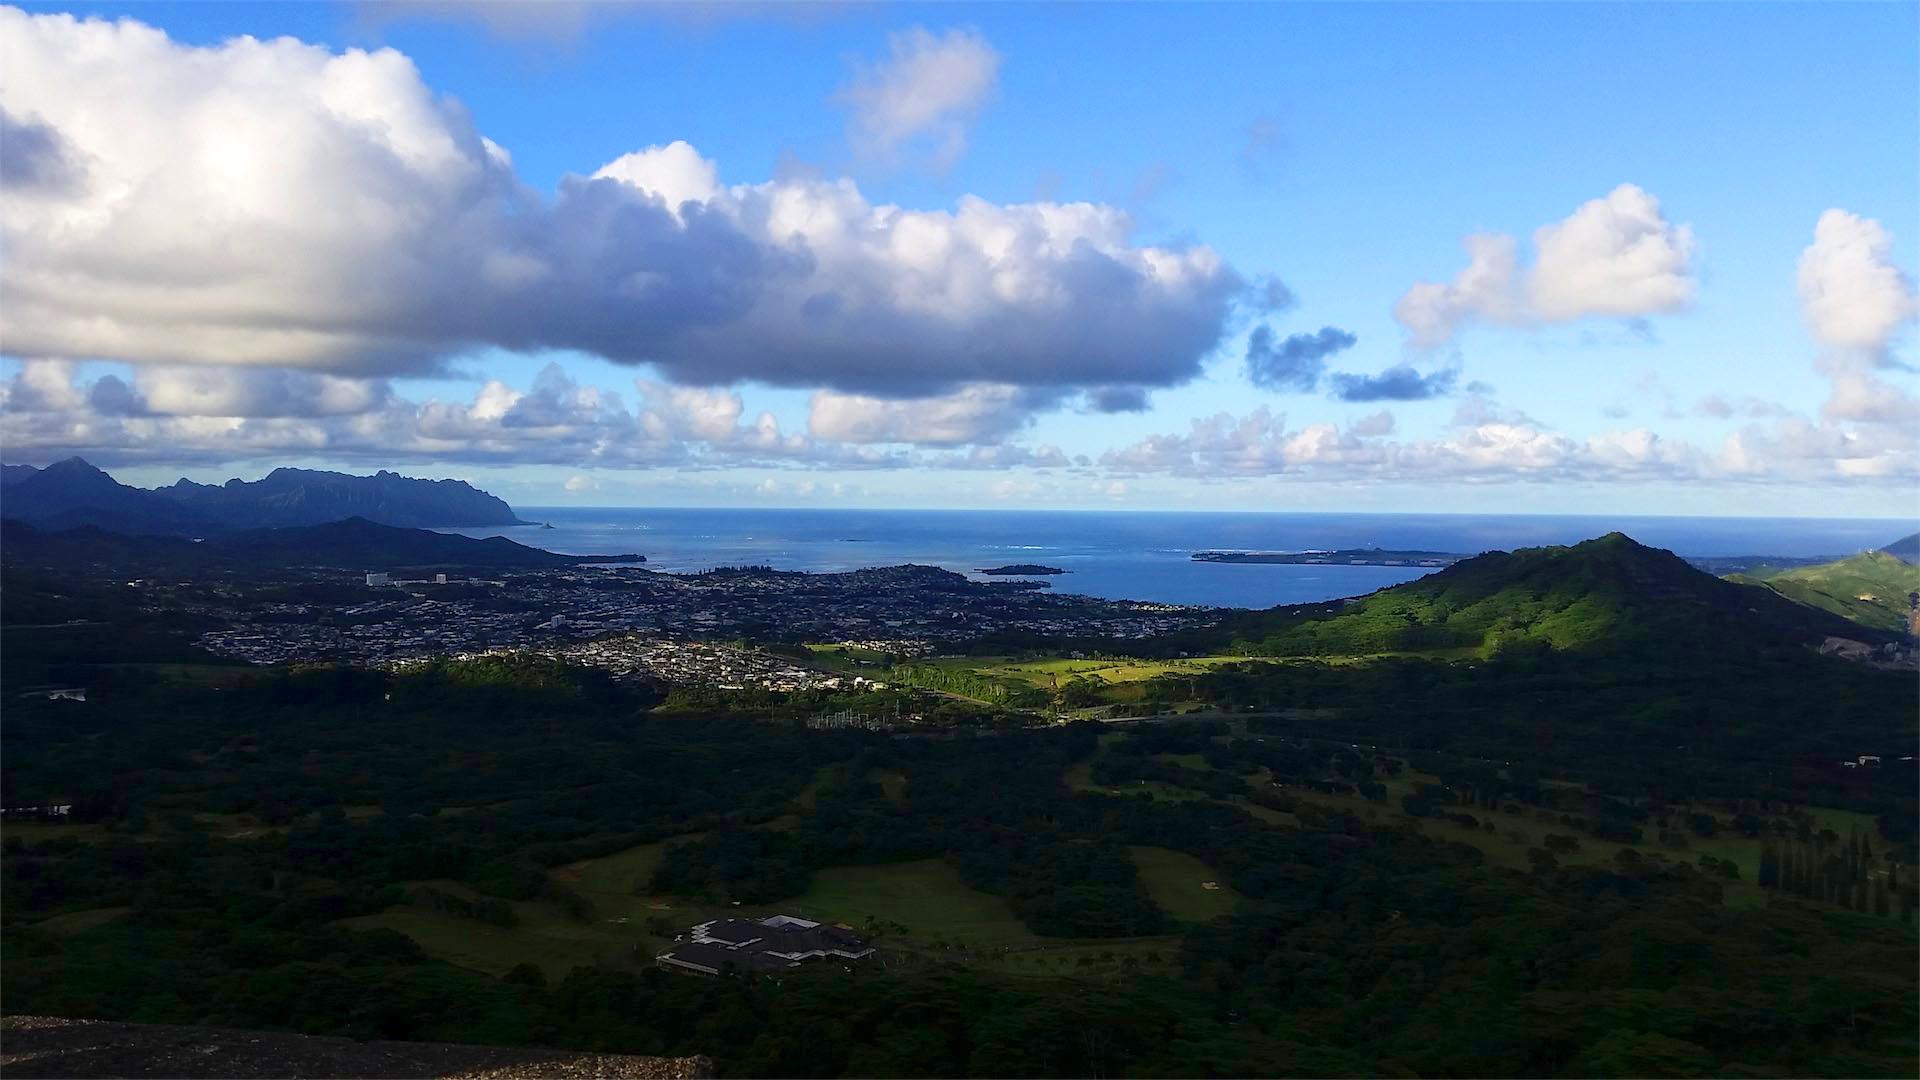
[439,509,1917,609]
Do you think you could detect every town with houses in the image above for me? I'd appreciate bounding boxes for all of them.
[186,563,1209,689]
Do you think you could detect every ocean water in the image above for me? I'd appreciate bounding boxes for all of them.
[439,509,1917,609]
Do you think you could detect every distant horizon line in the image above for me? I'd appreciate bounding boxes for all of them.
[509,505,1919,525]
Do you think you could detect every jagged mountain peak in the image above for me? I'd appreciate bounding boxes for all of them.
[3,460,523,533]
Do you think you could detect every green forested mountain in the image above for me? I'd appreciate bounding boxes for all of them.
[0,517,636,576]
[1730,550,1920,634]
[1218,532,1877,658]
[0,457,523,533]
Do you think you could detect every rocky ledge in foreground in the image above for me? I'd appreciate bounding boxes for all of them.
[0,1016,712,1079]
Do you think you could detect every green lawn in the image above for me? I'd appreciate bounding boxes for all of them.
[782,860,1185,977]
[803,643,895,665]
[969,655,1266,688]
[32,907,132,935]
[339,906,616,978]
[553,838,688,898]
[1,821,109,843]
[1731,550,1920,633]
[781,860,1043,949]
[1128,846,1239,922]
[343,855,1187,981]
[341,840,717,978]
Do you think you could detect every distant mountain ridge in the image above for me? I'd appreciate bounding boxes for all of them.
[159,466,522,529]
[1881,531,1920,564]
[1216,532,1888,658]
[1730,548,1920,635]
[0,517,638,575]
[0,458,522,533]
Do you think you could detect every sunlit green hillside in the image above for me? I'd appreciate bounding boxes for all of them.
[1732,550,1920,634]
[1221,532,1875,658]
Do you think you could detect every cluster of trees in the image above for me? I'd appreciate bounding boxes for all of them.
[5,639,1918,1076]
[883,662,1050,709]
[1760,827,1917,920]
[408,885,519,928]
[954,841,1167,938]
[1156,647,1916,846]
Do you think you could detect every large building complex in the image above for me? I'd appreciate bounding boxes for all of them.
[657,915,874,976]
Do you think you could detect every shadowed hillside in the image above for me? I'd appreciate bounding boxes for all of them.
[0,517,639,576]
[1,458,523,533]
[1880,532,1920,564]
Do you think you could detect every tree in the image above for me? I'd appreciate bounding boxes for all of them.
[504,963,547,989]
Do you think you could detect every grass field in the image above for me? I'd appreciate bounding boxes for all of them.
[1731,551,1920,633]
[1128,847,1239,922]
[1064,733,1215,803]
[1,821,109,843]
[341,849,1190,980]
[784,860,1040,948]
[552,838,689,897]
[964,655,1265,689]
[32,907,131,935]
[340,906,616,978]
[342,839,720,978]
[784,861,1185,976]
[802,643,894,665]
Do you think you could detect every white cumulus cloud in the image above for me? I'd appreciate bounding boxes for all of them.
[1797,209,1917,353]
[0,9,1236,401]
[1395,185,1695,347]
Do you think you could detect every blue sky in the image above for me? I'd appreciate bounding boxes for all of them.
[1,1,1914,514]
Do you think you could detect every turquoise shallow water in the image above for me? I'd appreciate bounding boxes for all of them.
[438,508,1915,609]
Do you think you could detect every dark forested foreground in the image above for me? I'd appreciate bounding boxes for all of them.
[4,654,1917,1079]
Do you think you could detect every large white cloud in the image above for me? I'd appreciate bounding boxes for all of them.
[1798,209,1918,352]
[0,8,1237,399]
[1395,185,1695,347]
[1792,210,1919,425]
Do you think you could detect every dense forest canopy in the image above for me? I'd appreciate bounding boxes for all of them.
[4,653,1916,1077]
[3,531,1916,1077]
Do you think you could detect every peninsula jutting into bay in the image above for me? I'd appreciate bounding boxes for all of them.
[1192,548,1465,567]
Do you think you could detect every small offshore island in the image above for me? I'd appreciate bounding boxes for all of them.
[975,564,1069,575]
[1193,547,1465,568]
